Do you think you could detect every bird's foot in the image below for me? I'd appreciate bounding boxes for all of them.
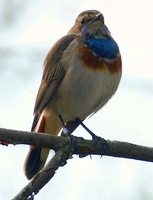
[61,127,71,137]
[59,115,70,136]
[59,115,78,155]
[77,118,108,153]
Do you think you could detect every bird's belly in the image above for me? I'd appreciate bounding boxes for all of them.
[50,60,121,122]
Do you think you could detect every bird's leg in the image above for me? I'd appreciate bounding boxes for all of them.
[75,118,99,139]
[59,115,76,146]
[76,118,106,143]
[59,115,70,136]
[75,118,108,157]
[77,118,108,154]
[59,115,77,157]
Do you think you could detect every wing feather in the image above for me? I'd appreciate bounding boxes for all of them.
[31,34,76,131]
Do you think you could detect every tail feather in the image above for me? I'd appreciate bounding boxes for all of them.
[24,115,50,180]
[24,113,82,180]
[24,147,50,180]
[24,113,62,179]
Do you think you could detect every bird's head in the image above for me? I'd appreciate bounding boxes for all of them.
[68,10,112,40]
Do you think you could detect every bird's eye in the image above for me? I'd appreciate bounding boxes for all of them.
[80,18,85,25]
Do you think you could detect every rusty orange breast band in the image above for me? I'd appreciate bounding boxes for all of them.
[78,45,122,74]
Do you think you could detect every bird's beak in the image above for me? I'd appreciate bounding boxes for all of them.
[90,12,102,23]
[82,13,112,39]
[84,12,102,30]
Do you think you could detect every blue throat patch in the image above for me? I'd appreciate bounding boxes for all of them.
[84,37,119,59]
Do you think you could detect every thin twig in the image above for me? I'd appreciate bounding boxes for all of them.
[12,147,71,200]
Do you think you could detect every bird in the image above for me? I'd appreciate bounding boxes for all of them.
[24,9,122,180]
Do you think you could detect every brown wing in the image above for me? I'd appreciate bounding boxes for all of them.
[31,34,76,131]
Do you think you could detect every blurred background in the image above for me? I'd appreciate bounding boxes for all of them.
[0,0,153,199]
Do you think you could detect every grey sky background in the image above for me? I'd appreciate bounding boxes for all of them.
[0,0,153,199]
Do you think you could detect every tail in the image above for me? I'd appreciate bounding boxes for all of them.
[24,146,50,180]
[24,113,61,180]
[24,113,82,180]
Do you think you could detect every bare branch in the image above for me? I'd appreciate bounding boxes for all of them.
[0,128,68,150]
[0,127,153,162]
[12,149,70,200]
[1,127,153,199]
